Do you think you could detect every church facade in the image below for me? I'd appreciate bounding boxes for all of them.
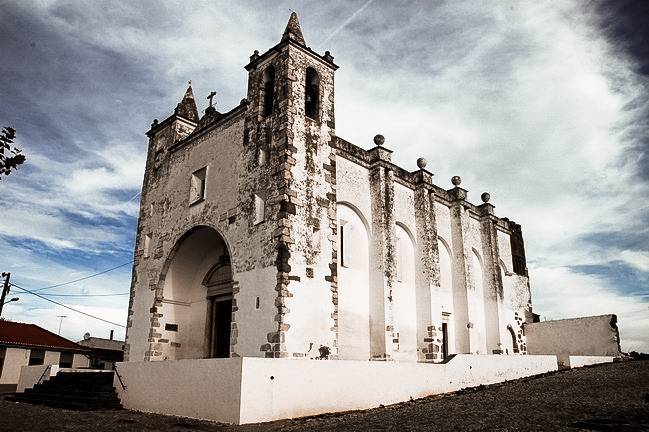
[124,13,533,365]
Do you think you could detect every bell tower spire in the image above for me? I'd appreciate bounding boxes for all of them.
[281,11,306,45]
[174,82,199,122]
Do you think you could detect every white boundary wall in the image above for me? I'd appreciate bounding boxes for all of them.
[114,358,243,424]
[568,356,615,368]
[114,354,557,424]
[16,365,60,392]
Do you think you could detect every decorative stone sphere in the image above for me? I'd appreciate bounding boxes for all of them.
[451,175,462,186]
[481,192,491,203]
[373,134,385,146]
[417,158,427,169]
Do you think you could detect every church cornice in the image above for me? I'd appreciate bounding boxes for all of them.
[244,39,339,72]
[333,136,515,234]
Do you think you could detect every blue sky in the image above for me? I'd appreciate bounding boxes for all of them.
[0,0,647,351]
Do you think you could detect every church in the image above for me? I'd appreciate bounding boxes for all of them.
[9,13,621,424]
[124,13,533,365]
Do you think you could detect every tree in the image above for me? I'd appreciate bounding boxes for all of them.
[0,126,26,179]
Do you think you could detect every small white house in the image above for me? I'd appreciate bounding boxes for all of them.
[0,320,89,393]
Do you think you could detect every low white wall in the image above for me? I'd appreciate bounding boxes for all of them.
[239,355,557,423]
[16,364,60,392]
[0,348,28,385]
[568,356,615,368]
[115,355,557,424]
[72,354,90,368]
[525,315,621,359]
[114,358,243,424]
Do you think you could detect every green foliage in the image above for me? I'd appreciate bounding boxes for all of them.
[0,126,26,179]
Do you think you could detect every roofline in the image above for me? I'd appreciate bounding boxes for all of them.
[169,102,248,153]
[333,136,518,232]
[245,38,339,72]
[146,113,198,138]
[0,341,90,353]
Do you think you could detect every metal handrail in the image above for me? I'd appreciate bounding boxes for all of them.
[112,363,127,390]
[36,364,51,386]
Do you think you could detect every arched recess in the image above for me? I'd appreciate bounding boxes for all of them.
[469,248,487,354]
[262,65,275,116]
[506,325,519,354]
[337,203,371,360]
[305,67,320,120]
[159,225,234,360]
[499,262,516,354]
[437,236,457,356]
[393,222,417,361]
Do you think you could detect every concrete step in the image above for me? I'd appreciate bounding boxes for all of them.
[6,394,122,411]
[11,370,122,411]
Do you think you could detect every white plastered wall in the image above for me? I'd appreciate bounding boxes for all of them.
[337,203,371,360]
[0,347,28,385]
[393,223,417,361]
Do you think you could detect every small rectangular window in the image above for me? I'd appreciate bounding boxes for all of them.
[165,323,178,332]
[0,347,5,378]
[143,234,151,258]
[189,167,207,204]
[311,227,321,252]
[59,352,73,368]
[254,194,265,225]
[28,349,45,366]
[340,224,346,267]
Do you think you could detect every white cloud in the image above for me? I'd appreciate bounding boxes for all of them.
[531,265,649,352]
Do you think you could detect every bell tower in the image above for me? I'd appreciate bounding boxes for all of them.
[241,13,341,358]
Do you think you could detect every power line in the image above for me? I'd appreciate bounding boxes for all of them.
[27,261,134,293]
[9,282,126,328]
[21,291,130,297]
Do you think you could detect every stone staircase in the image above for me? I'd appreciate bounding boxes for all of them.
[6,371,122,410]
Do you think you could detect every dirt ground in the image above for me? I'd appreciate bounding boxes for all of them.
[1,360,648,431]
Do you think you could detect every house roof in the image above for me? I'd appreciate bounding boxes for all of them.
[77,337,124,351]
[0,320,89,353]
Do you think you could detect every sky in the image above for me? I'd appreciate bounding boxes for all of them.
[0,0,647,352]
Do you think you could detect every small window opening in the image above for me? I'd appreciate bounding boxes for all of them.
[255,297,260,309]
[305,67,320,120]
[263,66,275,116]
[190,167,207,204]
[28,349,45,366]
[311,227,321,252]
[254,194,265,225]
[339,222,349,268]
[0,347,6,378]
[59,352,73,368]
[165,323,178,332]
[143,234,151,258]
[258,148,268,166]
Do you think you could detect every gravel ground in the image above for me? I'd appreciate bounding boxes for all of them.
[1,360,648,431]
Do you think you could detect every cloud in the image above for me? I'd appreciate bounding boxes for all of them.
[531,265,648,352]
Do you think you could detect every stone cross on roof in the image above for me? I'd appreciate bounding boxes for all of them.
[207,91,217,108]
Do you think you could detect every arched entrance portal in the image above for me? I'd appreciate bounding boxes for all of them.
[161,226,234,360]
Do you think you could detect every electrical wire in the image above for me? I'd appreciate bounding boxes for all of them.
[9,282,126,328]
[27,261,134,293]
[24,292,130,297]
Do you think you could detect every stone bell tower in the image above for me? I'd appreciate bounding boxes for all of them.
[241,13,341,358]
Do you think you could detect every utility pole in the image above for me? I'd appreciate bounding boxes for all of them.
[57,315,67,335]
[0,272,10,317]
